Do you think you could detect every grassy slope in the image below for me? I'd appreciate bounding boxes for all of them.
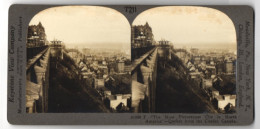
[155,53,218,113]
[48,53,110,113]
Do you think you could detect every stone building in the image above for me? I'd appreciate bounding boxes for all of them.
[131,22,154,48]
[27,22,47,48]
[27,22,48,60]
[117,60,125,73]
[225,60,234,74]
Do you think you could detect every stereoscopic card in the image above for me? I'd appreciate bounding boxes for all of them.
[7,5,254,125]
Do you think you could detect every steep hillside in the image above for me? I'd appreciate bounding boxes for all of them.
[48,53,110,113]
[155,52,218,113]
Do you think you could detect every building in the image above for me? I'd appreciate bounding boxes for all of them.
[124,65,131,73]
[81,71,93,79]
[189,72,201,79]
[49,39,64,60]
[117,60,125,73]
[131,22,154,48]
[205,65,216,78]
[106,94,131,110]
[214,95,236,110]
[27,22,48,60]
[216,61,225,74]
[193,56,201,65]
[157,39,172,60]
[98,65,108,75]
[225,60,234,74]
[158,39,170,46]
[131,22,156,60]
[27,22,47,48]
[94,78,105,89]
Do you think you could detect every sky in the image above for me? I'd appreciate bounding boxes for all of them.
[29,6,237,49]
[133,6,237,48]
[29,6,131,49]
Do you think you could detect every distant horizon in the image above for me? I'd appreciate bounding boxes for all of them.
[63,42,130,49]
[172,42,236,49]
[29,6,130,47]
[133,6,236,47]
[58,41,236,50]
[30,6,236,51]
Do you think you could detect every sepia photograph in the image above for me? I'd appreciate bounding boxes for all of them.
[26,6,132,113]
[26,6,237,114]
[131,6,237,113]
[5,3,254,125]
